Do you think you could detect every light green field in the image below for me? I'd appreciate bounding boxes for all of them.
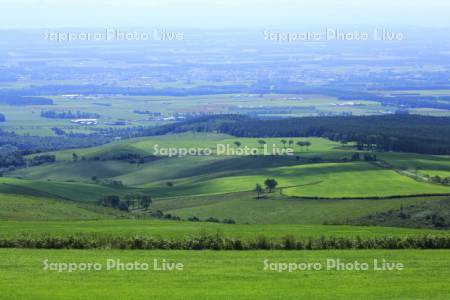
[137,161,449,198]
[281,162,450,198]
[35,132,344,161]
[1,249,450,299]
[377,152,450,180]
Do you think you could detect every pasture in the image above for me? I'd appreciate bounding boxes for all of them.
[1,249,449,299]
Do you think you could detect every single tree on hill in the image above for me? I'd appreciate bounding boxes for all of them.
[125,199,134,210]
[304,141,311,150]
[264,178,278,193]
[255,183,263,199]
[257,139,266,149]
[296,141,305,151]
[140,195,152,209]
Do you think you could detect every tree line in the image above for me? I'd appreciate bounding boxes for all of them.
[40,110,100,119]
[203,115,450,155]
[97,194,152,212]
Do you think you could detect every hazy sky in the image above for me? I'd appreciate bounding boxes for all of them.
[1,0,450,29]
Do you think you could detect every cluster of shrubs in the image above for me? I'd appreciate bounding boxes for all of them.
[187,216,236,224]
[428,175,450,186]
[150,210,181,221]
[1,234,450,250]
[150,211,235,224]
[98,194,152,212]
[89,153,157,164]
[428,214,448,228]
[28,154,56,166]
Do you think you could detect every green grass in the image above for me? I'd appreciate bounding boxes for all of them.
[9,160,141,183]
[39,132,344,161]
[5,133,449,224]
[281,162,450,198]
[379,152,450,173]
[0,178,134,202]
[9,159,449,200]
[0,193,124,221]
[155,193,449,224]
[1,249,450,299]
[140,161,449,198]
[0,219,447,240]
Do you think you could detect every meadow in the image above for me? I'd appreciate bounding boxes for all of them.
[1,219,447,240]
[1,249,450,299]
[6,133,449,203]
[155,194,449,224]
[2,131,449,228]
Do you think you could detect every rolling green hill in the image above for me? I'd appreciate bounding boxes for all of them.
[152,192,450,224]
[27,132,346,161]
[7,132,450,204]
[0,178,134,202]
[378,152,450,178]
[9,160,140,182]
[137,161,449,198]
[0,193,125,221]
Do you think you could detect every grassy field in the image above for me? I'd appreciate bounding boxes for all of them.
[7,159,449,200]
[1,249,450,299]
[30,132,343,161]
[155,193,450,224]
[281,162,450,198]
[1,219,447,240]
[142,161,449,198]
[0,193,125,221]
[378,152,450,178]
[11,133,448,201]
[0,177,134,202]
[4,133,448,228]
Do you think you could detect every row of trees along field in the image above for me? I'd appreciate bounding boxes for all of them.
[205,115,450,155]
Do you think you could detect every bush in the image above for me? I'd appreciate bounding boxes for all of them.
[205,217,220,223]
[2,234,450,250]
[222,219,236,224]
[118,202,129,212]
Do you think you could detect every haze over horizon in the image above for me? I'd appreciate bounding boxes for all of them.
[1,0,450,29]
